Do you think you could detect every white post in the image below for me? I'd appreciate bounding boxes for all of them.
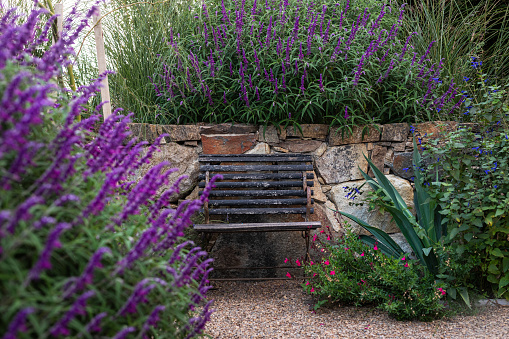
[54,3,63,37]
[93,9,112,120]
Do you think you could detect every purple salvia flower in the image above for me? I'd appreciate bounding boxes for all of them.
[255,87,260,100]
[299,42,304,60]
[112,327,136,339]
[399,33,417,62]
[49,291,95,337]
[344,106,350,119]
[300,74,306,94]
[141,305,166,336]
[282,74,286,91]
[419,41,436,65]
[117,278,168,316]
[63,247,112,298]
[411,52,418,66]
[223,91,227,104]
[248,74,253,88]
[3,307,35,339]
[83,312,107,334]
[4,196,43,234]
[229,61,233,76]
[378,59,397,83]
[26,222,71,284]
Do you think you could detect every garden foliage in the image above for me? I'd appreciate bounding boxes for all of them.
[302,227,446,321]
[152,0,462,127]
[0,3,216,338]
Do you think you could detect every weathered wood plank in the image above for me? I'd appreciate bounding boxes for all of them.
[208,198,313,206]
[200,164,313,172]
[198,181,313,188]
[199,189,313,197]
[204,207,314,215]
[194,221,322,232]
[198,172,314,180]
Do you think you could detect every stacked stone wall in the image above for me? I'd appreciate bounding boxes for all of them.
[128,121,459,275]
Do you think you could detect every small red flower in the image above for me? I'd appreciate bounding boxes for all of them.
[360,252,365,257]
[404,263,409,268]
[296,259,301,267]
[311,287,315,293]
[324,260,330,265]
[286,272,292,278]
[330,270,335,275]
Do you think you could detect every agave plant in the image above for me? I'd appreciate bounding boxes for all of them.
[335,137,445,276]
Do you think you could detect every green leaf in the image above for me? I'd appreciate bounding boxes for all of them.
[422,247,433,256]
[503,258,509,273]
[488,263,500,275]
[491,248,504,258]
[458,287,471,309]
[499,276,509,289]
[448,287,457,299]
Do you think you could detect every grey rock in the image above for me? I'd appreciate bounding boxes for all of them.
[330,175,415,235]
[130,142,199,202]
[315,144,369,184]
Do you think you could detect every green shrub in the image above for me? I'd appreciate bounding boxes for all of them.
[150,0,462,127]
[302,227,446,321]
[422,74,509,299]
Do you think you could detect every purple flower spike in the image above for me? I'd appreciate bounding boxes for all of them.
[344,107,350,120]
[50,291,95,337]
[112,327,136,339]
[26,222,71,284]
[3,307,35,339]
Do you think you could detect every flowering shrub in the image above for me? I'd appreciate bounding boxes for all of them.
[423,123,509,300]
[302,227,446,321]
[151,0,461,127]
[0,3,217,338]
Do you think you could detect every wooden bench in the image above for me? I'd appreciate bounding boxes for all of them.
[193,153,322,276]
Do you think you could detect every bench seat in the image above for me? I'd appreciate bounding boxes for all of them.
[194,221,322,232]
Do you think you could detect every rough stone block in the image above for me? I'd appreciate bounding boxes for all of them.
[286,124,329,140]
[276,140,323,153]
[392,152,414,179]
[201,134,256,154]
[330,175,415,235]
[129,142,199,201]
[200,123,258,135]
[368,145,387,177]
[392,142,406,152]
[413,121,457,143]
[381,123,410,142]
[329,125,381,146]
[162,125,200,142]
[258,125,279,143]
[310,171,327,203]
[315,144,369,184]
[245,142,270,154]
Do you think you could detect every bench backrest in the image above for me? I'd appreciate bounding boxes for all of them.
[198,154,315,223]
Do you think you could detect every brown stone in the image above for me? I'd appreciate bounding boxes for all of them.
[286,124,329,140]
[392,152,414,179]
[392,142,406,152]
[145,124,163,144]
[329,125,381,146]
[278,126,287,140]
[368,145,387,177]
[315,144,369,184]
[258,125,279,143]
[381,123,410,142]
[273,146,289,153]
[413,121,458,144]
[126,123,146,142]
[200,123,258,135]
[201,134,256,154]
[162,125,200,142]
[384,168,390,175]
[184,140,198,147]
[276,140,323,153]
[376,141,392,146]
[310,171,327,203]
[367,143,374,151]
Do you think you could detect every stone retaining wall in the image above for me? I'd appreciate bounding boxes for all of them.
[129,121,458,277]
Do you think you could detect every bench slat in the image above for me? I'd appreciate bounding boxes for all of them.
[200,164,313,172]
[208,198,311,206]
[200,189,313,197]
[204,207,313,215]
[198,180,313,188]
[194,221,322,232]
[198,172,314,180]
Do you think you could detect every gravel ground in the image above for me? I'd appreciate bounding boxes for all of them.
[204,280,509,338]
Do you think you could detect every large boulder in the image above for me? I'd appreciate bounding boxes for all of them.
[130,142,199,201]
[330,175,415,234]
